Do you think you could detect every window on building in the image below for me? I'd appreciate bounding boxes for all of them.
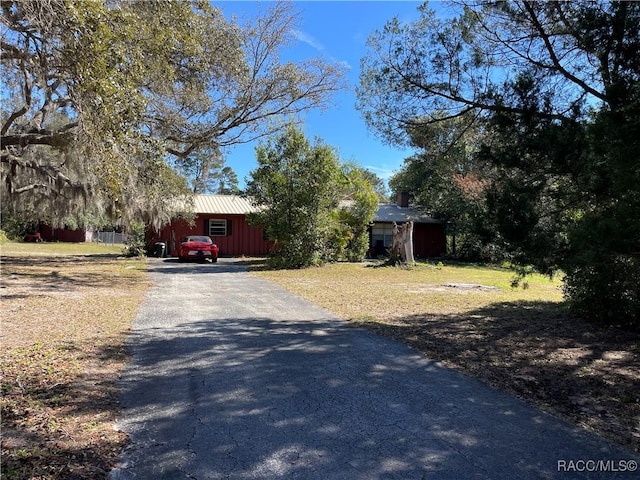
[371,224,395,248]
[208,219,229,236]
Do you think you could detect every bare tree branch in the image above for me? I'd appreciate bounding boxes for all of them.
[1,128,75,148]
[10,183,49,194]
[522,1,607,102]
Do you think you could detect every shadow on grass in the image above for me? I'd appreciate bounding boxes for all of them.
[0,255,145,298]
[113,309,640,479]
[1,336,130,480]
[356,300,640,452]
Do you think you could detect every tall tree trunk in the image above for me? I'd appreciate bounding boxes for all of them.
[403,221,414,264]
[390,221,414,265]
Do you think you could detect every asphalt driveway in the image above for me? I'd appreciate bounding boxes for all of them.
[111,258,637,480]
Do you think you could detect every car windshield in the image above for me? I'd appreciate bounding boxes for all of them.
[183,236,212,243]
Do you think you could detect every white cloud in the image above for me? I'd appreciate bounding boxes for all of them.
[336,59,352,71]
[291,29,325,52]
[291,29,351,71]
[365,165,397,180]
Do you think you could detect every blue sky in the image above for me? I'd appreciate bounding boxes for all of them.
[214,0,440,190]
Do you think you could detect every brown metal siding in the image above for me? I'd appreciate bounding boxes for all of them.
[206,214,272,257]
[413,223,446,258]
[153,214,272,257]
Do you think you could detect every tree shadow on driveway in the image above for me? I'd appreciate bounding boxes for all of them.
[114,311,637,480]
[356,301,640,454]
[146,257,249,275]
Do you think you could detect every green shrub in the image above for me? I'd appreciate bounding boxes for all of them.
[122,221,146,257]
[564,255,639,330]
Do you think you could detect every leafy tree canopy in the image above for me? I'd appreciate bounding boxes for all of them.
[357,0,639,143]
[389,113,490,259]
[358,1,640,328]
[246,125,378,268]
[1,0,346,230]
[170,147,240,195]
[336,162,380,261]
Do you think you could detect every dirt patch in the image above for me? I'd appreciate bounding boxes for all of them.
[404,282,501,294]
[1,252,149,479]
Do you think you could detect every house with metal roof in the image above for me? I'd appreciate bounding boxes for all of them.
[368,193,446,258]
[150,193,445,259]
[150,194,273,257]
[192,195,263,215]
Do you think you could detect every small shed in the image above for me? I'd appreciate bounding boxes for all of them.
[39,224,92,242]
[150,195,273,257]
[369,194,446,258]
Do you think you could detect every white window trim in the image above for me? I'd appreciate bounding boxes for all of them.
[208,219,228,236]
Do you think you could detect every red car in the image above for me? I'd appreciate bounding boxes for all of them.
[178,236,219,263]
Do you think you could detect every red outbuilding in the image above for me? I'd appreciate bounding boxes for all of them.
[150,193,446,259]
[148,195,273,257]
[39,224,91,242]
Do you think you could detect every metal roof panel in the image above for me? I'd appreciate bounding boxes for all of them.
[373,204,441,224]
[193,195,261,215]
[192,195,440,223]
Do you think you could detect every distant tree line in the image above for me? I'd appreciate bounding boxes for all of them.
[357,0,640,328]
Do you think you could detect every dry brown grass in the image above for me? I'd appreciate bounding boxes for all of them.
[253,260,640,453]
[1,243,150,479]
[2,247,636,480]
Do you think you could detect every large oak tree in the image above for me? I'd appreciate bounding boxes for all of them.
[1,0,345,229]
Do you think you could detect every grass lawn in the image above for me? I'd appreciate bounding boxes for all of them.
[1,241,150,479]
[253,260,640,453]
[0,241,126,257]
[1,246,637,478]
